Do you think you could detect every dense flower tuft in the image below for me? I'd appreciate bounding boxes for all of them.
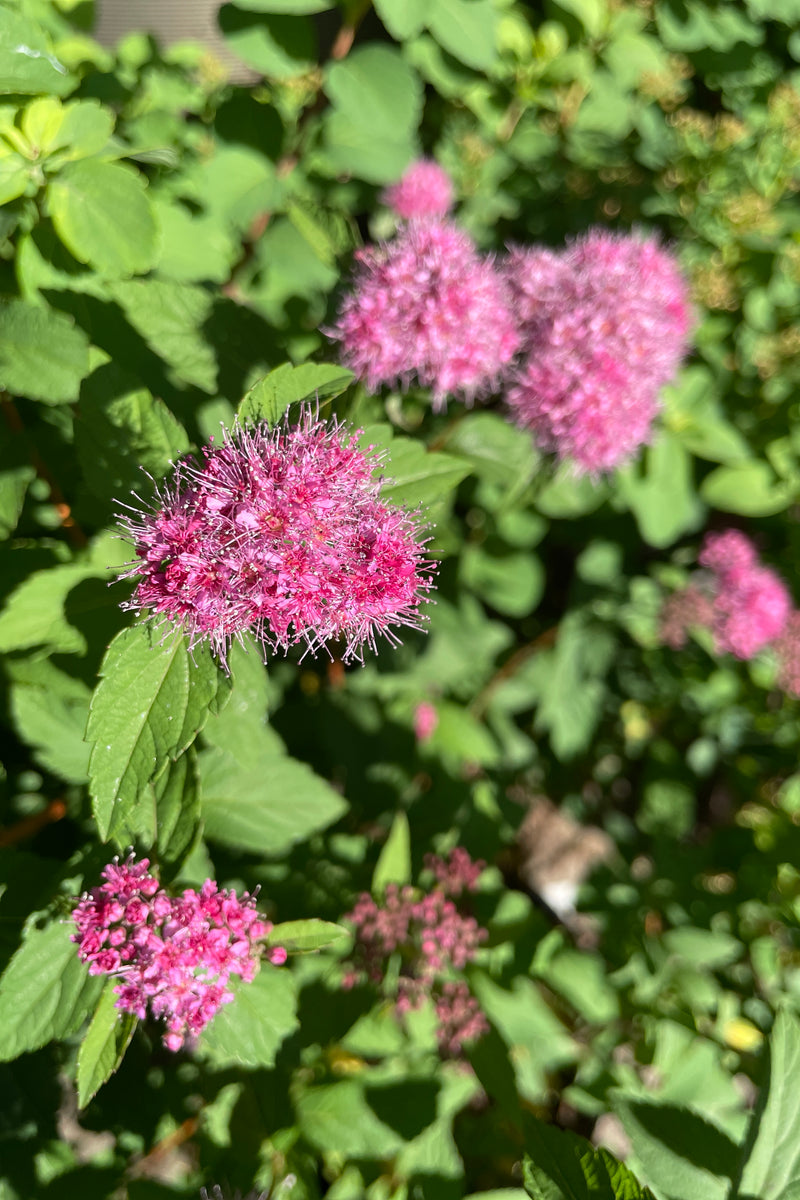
[382,159,454,220]
[342,849,488,1056]
[659,529,791,662]
[118,411,435,668]
[506,229,693,474]
[331,219,520,408]
[72,855,284,1051]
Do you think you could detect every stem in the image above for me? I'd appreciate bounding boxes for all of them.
[0,799,67,848]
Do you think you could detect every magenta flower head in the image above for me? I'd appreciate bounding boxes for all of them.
[698,529,791,659]
[382,159,454,220]
[506,228,693,474]
[118,411,435,669]
[331,219,520,409]
[72,855,285,1051]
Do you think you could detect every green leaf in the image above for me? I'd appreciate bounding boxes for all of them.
[536,471,608,518]
[0,459,34,538]
[109,279,218,393]
[360,424,471,510]
[374,0,428,39]
[617,431,704,549]
[237,362,354,426]
[295,1079,405,1158]
[187,145,280,233]
[76,981,137,1110]
[199,746,347,857]
[201,640,283,766]
[701,460,793,517]
[0,922,103,1062]
[613,1100,735,1200]
[532,614,616,761]
[548,0,608,38]
[444,412,539,493]
[323,46,422,184]
[372,811,411,894]
[218,6,316,78]
[522,1121,654,1200]
[0,11,74,95]
[427,0,498,69]
[152,749,201,872]
[737,1010,800,1199]
[0,563,105,655]
[48,160,158,276]
[0,299,89,404]
[230,0,332,9]
[76,371,189,504]
[87,625,231,846]
[22,97,114,162]
[461,546,544,618]
[8,657,91,783]
[267,919,350,954]
[197,964,298,1069]
[153,201,238,284]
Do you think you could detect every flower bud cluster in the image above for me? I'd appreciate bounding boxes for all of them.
[332,160,692,474]
[660,529,792,664]
[342,849,488,1056]
[72,855,285,1051]
[118,411,434,668]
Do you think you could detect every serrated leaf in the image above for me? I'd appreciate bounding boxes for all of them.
[267,919,350,954]
[196,964,298,1069]
[199,746,347,857]
[237,362,354,426]
[49,160,158,276]
[76,370,190,503]
[152,749,201,872]
[617,431,704,549]
[374,0,428,39]
[737,1010,800,1199]
[87,625,231,845]
[0,461,34,538]
[372,811,411,895]
[109,279,217,394]
[522,1122,655,1199]
[229,0,332,9]
[218,6,316,78]
[0,922,103,1062]
[76,981,137,1109]
[0,299,89,404]
[613,1100,734,1200]
[295,1079,405,1158]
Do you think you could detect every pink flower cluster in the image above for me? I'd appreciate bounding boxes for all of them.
[382,159,453,220]
[333,160,693,473]
[72,855,285,1051]
[506,230,693,474]
[342,849,488,1056]
[119,412,434,668]
[332,218,520,409]
[660,529,792,664]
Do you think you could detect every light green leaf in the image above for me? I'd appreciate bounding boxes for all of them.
[372,811,411,894]
[76,981,137,1109]
[548,0,608,38]
[0,922,103,1061]
[22,97,114,162]
[199,746,347,857]
[87,625,231,845]
[267,919,350,954]
[536,471,608,518]
[109,279,217,393]
[0,299,89,404]
[617,431,704,548]
[701,460,793,517]
[444,412,539,492]
[218,6,316,78]
[374,0,428,39]
[0,461,34,538]
[8,658,91,783]
[323,46,422,183]
[197,964,298,1069]
[0,11,74,95]
[295,1079,405,1158]
[360,424,471,510]
[187,145,280,232]
[153,201,238,284]
[237,362,354,426]
[522,1121,654,1200]
[49,160,158,276]
[737,1010,800,1199]
[0,563,104,655]
[613,1100,734,1200]
[461,546,544,618]
[201,641,284,766]
[427,0,498,69]
[230,0,332,9]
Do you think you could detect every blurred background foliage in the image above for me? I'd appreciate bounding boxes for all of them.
[2,0,800,1197]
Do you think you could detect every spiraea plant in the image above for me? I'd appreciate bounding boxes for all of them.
[3,1,800,1199]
